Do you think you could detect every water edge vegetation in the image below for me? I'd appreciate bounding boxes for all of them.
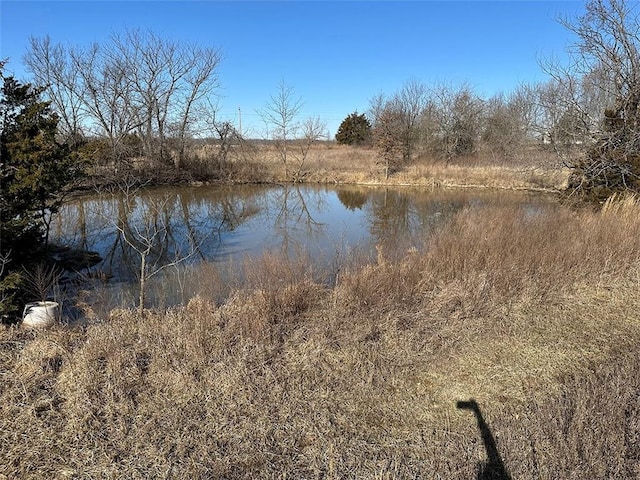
[2,194,639,477]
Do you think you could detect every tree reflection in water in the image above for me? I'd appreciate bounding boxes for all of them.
[51,184,553,311]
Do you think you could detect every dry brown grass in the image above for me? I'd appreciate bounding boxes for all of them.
[2,196,640,478]
[227,143,571,193]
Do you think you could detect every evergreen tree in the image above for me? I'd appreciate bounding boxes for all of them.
[335,112,372,146]
[0,65,84,317]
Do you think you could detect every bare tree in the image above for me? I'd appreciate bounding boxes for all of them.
[293,116,326,182]
[111,29,222,167]
[481,92,529,160]
[373,107,404,179]
[545,0,640,199]
[425,83,484,163]
[449,88,484,158]
[258,81,325,181]
[368,93,387,130]
[99,183,202,315]
[174,46,221,168]
[190,100,257,180]
[395,79,430,162]
[259,80,303,179]
[24,36,85,144]
[508,83,546,143]
[26,38,141,168]
[25,29,222,171]
[72,42,141,167]
[557,0,639,117]
[369,80,429,169]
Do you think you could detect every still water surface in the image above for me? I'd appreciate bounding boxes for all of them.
[51,184,555,311]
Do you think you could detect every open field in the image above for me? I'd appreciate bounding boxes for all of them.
[2,195,639,478]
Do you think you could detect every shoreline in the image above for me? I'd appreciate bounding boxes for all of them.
[2,195,639,477]
[73,152,571,197]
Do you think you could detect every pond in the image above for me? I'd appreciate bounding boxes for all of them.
[50,184,556,314]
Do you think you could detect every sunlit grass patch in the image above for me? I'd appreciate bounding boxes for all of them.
[2,199,640,477]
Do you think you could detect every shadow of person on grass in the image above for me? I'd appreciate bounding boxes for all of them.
[457,399,512,480]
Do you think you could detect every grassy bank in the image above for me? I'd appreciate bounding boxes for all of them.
[85,143,571,194]
[2,195,639,478]
[297,144,570,192]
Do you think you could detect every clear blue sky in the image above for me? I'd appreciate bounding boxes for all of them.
[1,1,584,137]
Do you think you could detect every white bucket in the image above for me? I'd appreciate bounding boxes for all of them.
[22,301,59,329]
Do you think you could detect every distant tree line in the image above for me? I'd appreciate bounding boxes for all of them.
[334,76,616,174]
[333,0,640,201]
[15,0,640,197]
